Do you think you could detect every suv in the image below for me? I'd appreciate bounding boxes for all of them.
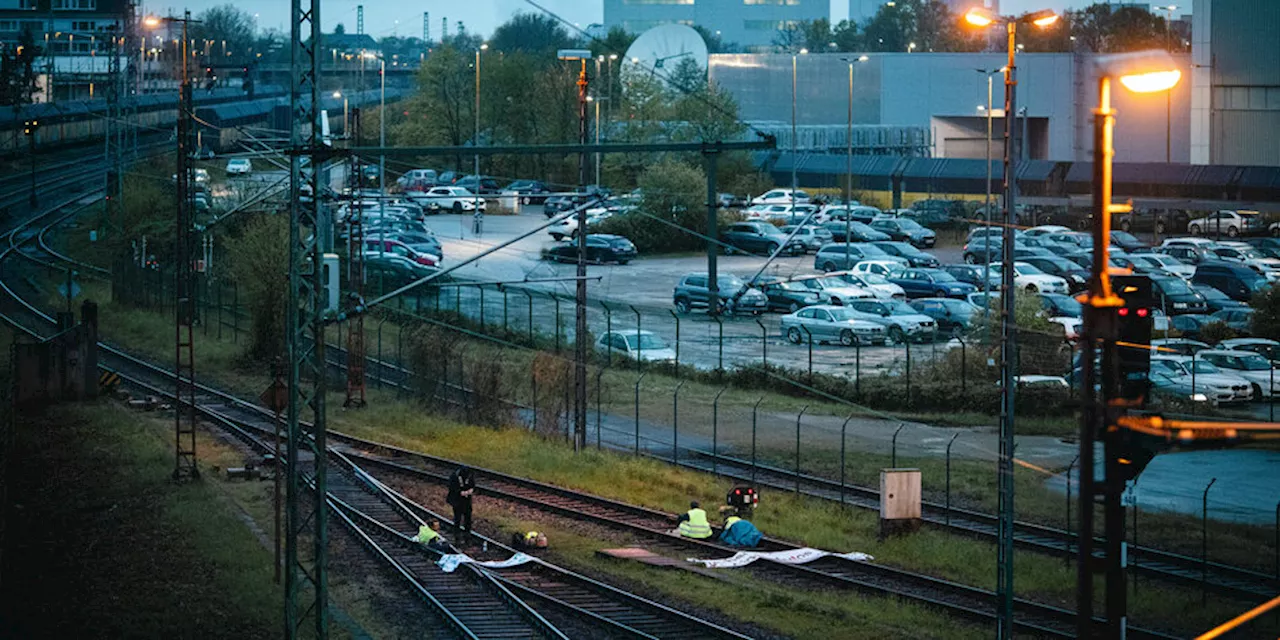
[453,175,503,194]
[750,188,810,205]
[779,224,834,252]
[1191,261,1269,301]
[721,222,806,256]
[869,217,937,248]
[396,169,438,190]
[673,273,768,315]
[1187,210,1261,237]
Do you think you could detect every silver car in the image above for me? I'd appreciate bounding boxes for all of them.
[779,305,887,347]
[1197,350,1280,400]
[789,275,875,306]
[843,298,937,343]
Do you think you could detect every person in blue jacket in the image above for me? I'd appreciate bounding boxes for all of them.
[718,508,762,548]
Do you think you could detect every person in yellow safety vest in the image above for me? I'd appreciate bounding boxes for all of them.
[676,500,713,539]
[411,519,449,551]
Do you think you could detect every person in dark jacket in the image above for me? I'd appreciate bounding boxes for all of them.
[718,508,763,548]
[447,466,476,538]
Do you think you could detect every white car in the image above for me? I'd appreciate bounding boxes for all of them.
[596,330,676,362]
[788,275,875,306]
[1160,236,1216,249]
[745,203,819,223]
[987,261,1069,293]
[1205,241,1280,279]
[821,204,881,223]
[549,211,612,241]
[828,270,905,299]
[225,158,252,175]
[1187,210,1261,237]
[414,186,486,213]
[750,188,810,206]
[1164,355,1254,403]
[1129,252,1194,279]
[1218,338,1280,362]
[1049,316,1082,341]
[1197,350,1280,399]
[1023,224,1072,238]
[851,260,905,278]
[1271,221,1280,237]
[1150,357,1251,405]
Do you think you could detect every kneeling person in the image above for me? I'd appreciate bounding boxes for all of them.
[718,510,762,548]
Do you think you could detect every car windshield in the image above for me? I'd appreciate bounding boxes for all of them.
[927,271,958,282]
[1235,354,1273,371]
[814,277,848,289]
[829,308,860,321]
[759,225,785,236]
[1045,295,1082,315]
[1188,360,1221,374]
[1015,264,1046,275]
[1156,277,1194,296]
[625,334,668,350]
[897,219,925,231]
[717,276,745,289]
[885,300,916,315]
[893,244,926,256]
[1152,255,1184,267]
[861,245,892,257]
[944,299,975,314]
[1236,248,1266,260]
[1151,360,1186,376]
[1196,285,1229,301]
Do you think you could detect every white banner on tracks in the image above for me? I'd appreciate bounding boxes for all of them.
[686,547,873,569]
[437,552,535,573]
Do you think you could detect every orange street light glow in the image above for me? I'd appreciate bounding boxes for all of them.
[1032,13,1060,27]
[1119,69,1182,93]
[143,16,161,28]
[965,10,995,27]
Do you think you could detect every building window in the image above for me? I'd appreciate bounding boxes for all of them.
[19,0,38,9]
[52,0,97,10]
[72,21,96,31]
[743,19,798,30]
[744,0,800,4]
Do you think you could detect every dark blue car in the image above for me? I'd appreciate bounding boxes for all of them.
[887,268,977,299]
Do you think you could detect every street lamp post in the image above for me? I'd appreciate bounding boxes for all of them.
[332,91,348,136]
[964,9,1059,640]
[791,49,806,220]
[1081,51,1182,640]
[557,48,594,454]
[1157,4,1179,163]
[474,43,487,234]
[841,55,868,269]
[977,67,1003,312]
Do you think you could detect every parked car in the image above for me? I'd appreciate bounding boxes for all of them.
[435,170,460,185]
[869,217,937,248]
[751,278,824,312]
[225,158,252,176]
[779,224,834,252]
[1187,210,1261,237]
[812,242,906,272]
[1109,230,1149,252]
[1168,314,1213,340]
[412,186,486,213]
[1017,256,1090,292]
[1023,224,1072,238]
[396,169,438,190]
[1122,253,1195,279]
[722,222,806,256]
[374,231,442,262]
[821,205,881,224]
[548,210,612,241]
[1136,274,1205,316]
[780,305,888,346]
[1191,261,1269,301]
[1205,242,1280,278]
[1190,283,1250,313]
[503,180,552,204]
[596,330,676,362]
[1038,293,1082,318]
[544,234,637,264]
[452,175,502,195]
[788,274,875,306]
[363,238,439,268]
[851,259,907,278]
[988,262,1070,293]
[962,236,1003,265]
[1245,237,1280,257]
[941,264,998,291]
[827,271,905,300]
[1210,307,1256,334]
[717,193,747,209]
[842,298,938,343]
[886,268,976,299]
[909,297,979,334]
[1196,350,1280,399]
[1149,357,1250,406]
[1219,338,1280,362]
[869,241,940,268]
[750,188,810,205]
[363,252,436,286]
[822,220,889,243]
[672,273,768,315]
[543,194,593,216]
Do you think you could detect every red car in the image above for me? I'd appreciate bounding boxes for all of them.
[363,238,438,267]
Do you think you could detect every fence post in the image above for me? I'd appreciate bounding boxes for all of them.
[891,423,904,468]
[524,290,534,346]
[629,305,642,371]
[958,336,967,396]
[502,286,509,335]
[801,326,813,382]
[217,283,223,341]
[595,367,604,450]
[751,397,763,486]
[478,285,486,330]
[756,317,768,368]
[601,302,612,366]
[634,372,647,455]
[1202,476,1217,606]
[795,405,809,493]
[854,338,862,400]
[531,370,538,433]
[1274,499,1279,581]
[713,314,724,375]
[1066,454,1079,569]
[1131,478,1140,596]
[668,309,681,372]
[839,413,853,504]
[232,282,239,343]
[454,283,460,314]
[552,294,562,352]
[904,340,912,407]
[712,386,728,476]
[945,433,960,525]
[672,380,686,464]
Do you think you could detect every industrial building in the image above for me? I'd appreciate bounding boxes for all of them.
[603,0,828,50]
[1191,0,1280,166]
[0,0,129,101]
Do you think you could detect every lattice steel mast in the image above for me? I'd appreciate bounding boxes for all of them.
[286,0,328,635]
[172,11,198,482]
[345,107,366,409]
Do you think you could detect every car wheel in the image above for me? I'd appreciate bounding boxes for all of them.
[1156,220,1167,234]
[789,302,801,313]
[787,327,803,344]
[964,253,977,265]
[452,201,463,213]
[839,329,857,347]
[765,242,780,254]
[888,325,906,344]
[935,289,948,298]
[821,262,836,273]
[1189,224,1201,235]
[723,245,735,256]
[550,233,564,241]
[1250,384,1263,401]
[1026,284,1039,293]
[521,196,531,205]
[674,298,691,315]
[1227,225,1239,238]
[617,260,630,265]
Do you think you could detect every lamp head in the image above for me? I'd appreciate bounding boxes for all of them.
[1097,50,1182,93]
[332,91,341,98]
[143,16,162,28]
[858,55,869,62]
[1028,10,1060,28]
[609,53,618,60]
[479,43,488,50]
[798,48,808,55]
[964,8,996,27]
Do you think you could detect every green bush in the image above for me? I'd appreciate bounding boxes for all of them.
[594,158,711,253]
[1250,284,1279,338]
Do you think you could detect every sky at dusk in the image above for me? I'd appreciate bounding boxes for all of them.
[142,1,1179,40]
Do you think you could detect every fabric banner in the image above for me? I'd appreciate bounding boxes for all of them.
[436,552,535,573]
[686,547,874,569]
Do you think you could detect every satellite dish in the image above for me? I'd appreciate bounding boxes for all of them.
[623,24,708,78]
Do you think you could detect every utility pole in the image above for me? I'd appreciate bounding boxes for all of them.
[997,20,1019,640]
[573,57,589,452]
[423,12,429,44]
[345,107,366,409]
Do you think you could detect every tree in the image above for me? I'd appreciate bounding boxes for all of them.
[226,214,289,362]
[830,20,861,52]
[334,23,346,35]
[774,18,834,53]
[190,5,257,61]
[1250,285,1280,340]
[862,2,913,52]
[489,12,574,56]
[691,25,727,54]
[0,29,40,107]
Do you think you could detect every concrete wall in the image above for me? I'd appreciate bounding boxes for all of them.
[709,51,1193,163]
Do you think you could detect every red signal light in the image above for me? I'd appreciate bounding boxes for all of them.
[1136,308,1149,318]
[1118,308,1129,316]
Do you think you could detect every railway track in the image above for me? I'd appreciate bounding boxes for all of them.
[0,182,758,640]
